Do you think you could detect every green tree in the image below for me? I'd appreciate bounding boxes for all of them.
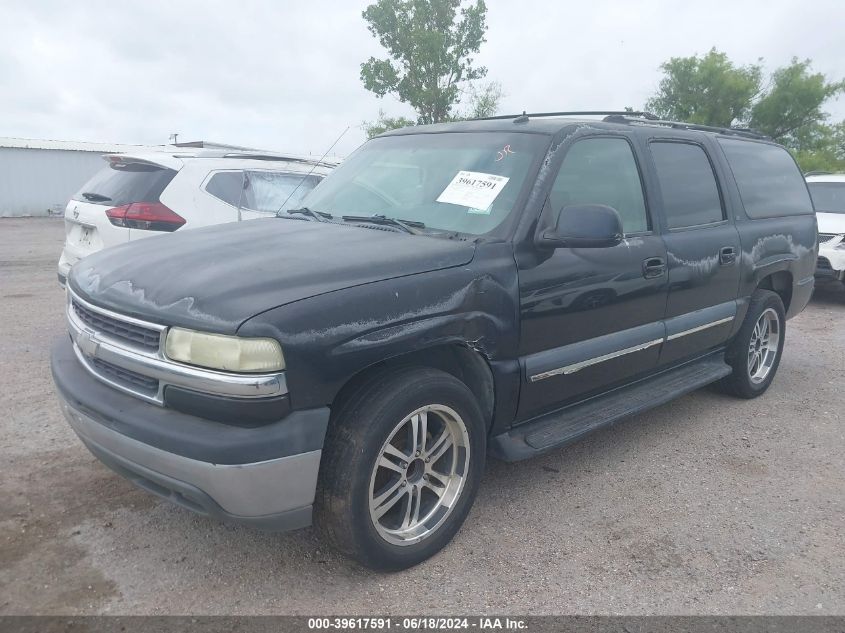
[360,0,489,124]
[750,58,845,144]
[363,81,503,139]
[790,120,845,173]
[460,80,503,119]
[362,109,417,139]
[645,48,763,127]
[645,49,845,172]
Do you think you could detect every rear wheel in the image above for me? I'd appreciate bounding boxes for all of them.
[720,289,786,399]
[315,367,486,570]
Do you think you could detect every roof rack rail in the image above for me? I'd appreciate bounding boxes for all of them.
[602,114,770,140]
[803,170,832,177]
[168,149,340,166]
[475,110,660,121]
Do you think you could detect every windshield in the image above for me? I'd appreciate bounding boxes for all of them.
[808,182,845,214]
[303,132,549,235]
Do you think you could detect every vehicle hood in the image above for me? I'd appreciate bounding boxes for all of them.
[817,212,845,235]
[69,218,477,333]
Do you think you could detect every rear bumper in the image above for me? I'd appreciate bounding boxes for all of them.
[57,247,76,280]
[52,337,329,531]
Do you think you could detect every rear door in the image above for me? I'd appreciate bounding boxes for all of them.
[644,137,741,365]
[516,134,668,420]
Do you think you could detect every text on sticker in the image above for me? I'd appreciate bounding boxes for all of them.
[436,171,511,210]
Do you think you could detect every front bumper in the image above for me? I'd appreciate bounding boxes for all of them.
[816,242,845,281]
[52,338,330,532]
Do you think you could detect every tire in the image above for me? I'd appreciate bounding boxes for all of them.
[315,366,486,571]
[719,289,786,399]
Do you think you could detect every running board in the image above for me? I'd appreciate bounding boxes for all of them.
[489,354,732,462]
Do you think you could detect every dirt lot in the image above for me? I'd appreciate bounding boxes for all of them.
[1,217,843,615]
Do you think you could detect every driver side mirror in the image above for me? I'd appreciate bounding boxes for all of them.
[537,204,624,249]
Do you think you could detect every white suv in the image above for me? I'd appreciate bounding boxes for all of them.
[57,150,337,285]
[807,173,845,287]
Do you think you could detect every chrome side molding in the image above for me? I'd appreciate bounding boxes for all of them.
[529,338,664,382]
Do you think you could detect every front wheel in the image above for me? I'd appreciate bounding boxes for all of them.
[315,367,486,570]
[720,289,786,399]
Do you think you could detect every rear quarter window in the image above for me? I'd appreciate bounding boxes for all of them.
[205,171,323,212]
[73,160,176,206]
[718,139,813,218]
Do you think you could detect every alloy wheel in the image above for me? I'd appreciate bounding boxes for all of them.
[368,404,470,546]
[747,307,781,384]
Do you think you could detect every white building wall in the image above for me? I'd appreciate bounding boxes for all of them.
[0,147,108,217]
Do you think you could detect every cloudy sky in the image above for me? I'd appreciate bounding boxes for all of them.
[2,0,843,157]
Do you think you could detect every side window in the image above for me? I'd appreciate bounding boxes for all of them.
[243,171,322,213]
[650,141,724,229]
[718,138,813,218]
[205,171,245,206]
[550,137,649,234]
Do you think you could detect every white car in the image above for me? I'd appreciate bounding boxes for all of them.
[58,150,337,285]
[806,173,845,287]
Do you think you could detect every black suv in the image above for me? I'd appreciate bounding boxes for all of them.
[52,112,818,570]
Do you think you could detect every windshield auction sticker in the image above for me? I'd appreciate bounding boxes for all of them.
[437,171,510,210]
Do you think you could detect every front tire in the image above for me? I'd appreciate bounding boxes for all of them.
[720,289,786,399]
[315,367,486,570]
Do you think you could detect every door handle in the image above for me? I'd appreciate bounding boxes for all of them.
[642,256,666,279]
[720,246,737,265]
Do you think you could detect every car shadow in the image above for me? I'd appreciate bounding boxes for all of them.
[811,282,845,306]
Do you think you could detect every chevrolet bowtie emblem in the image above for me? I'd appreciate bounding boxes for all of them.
[76,328,100,358]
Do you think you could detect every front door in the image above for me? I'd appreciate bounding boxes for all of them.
[516,135,668,421]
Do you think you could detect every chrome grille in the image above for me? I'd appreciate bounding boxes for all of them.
[819,233,837,243]
[72,297,161,350]
[90,357,159,395]
[66,288,286,406]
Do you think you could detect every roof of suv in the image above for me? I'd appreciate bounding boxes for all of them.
[805,173,845,183]
[380,112,770,142]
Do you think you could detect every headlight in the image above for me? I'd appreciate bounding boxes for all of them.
[165,328,285,373]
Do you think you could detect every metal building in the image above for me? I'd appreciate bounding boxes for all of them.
[0,137,170,217]
[0,138,258,217]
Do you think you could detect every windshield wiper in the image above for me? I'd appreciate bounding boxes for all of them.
[282,207,332,222]
[81,192,112,202]
[341,214,424,235]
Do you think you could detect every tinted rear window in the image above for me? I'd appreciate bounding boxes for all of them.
[807,182,845,214]
[718,139,813,218]
[73,161,176,206]
[650,141,724,229]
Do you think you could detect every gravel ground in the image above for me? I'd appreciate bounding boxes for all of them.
[1,217,843,616]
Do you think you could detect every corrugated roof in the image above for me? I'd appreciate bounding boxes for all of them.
[0,136,168,154]
[0,137,345,163]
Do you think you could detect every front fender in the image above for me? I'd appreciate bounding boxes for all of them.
[239,242,520,410]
